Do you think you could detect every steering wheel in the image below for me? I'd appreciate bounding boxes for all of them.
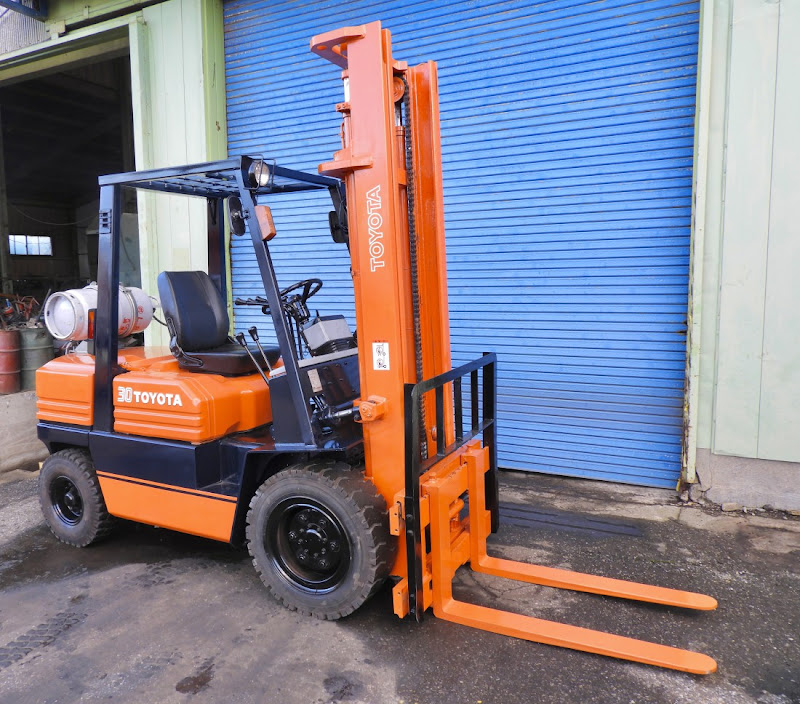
[279,278,322,305]
[278,278,323,329]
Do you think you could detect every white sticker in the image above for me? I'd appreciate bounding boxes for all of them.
[372,342,390,371]
[307,368,322,393]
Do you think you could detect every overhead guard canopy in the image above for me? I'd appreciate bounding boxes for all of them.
[98,156,341,198]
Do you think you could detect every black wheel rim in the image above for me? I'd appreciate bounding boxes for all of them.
[50,476,84,526]
[266,497,351,594]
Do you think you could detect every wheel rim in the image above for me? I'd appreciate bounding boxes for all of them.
[50,475,84,526]
[266,497,351,593]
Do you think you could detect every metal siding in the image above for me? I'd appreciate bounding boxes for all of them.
[223,0,699,488]
[0,3,47,54]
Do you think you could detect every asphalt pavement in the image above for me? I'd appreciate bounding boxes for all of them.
[0,469,797,704]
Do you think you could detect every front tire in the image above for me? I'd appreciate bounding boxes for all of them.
[246,461,395,620]
[38,449,113,547]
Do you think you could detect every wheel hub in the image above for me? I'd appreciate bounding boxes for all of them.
[267,499,350,593]
[286,510,343,571]
[50,476,84,526]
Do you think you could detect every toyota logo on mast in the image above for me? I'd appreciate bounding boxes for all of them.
[366,185,385,272]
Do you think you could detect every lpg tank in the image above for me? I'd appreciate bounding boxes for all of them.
[44,283,156,341]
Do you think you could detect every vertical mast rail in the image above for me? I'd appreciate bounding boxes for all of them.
[94,184,122,433]
[312,22,417,555]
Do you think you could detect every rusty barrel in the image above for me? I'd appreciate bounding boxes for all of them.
[0,329,21,395]
[19,326,54,391]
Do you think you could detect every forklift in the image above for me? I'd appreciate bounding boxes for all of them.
[35,22,717,674]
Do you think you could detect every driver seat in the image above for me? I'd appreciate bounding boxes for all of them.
[157,271,280,376]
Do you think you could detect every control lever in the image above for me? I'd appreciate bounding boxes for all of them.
[248,326,274,372]
[235,332,270,385]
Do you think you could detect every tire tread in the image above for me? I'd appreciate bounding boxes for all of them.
[39,449,113,547]
[246,460,395,620]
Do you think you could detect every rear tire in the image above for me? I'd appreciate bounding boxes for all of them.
[246,460,395,620]
[38,449,113,547]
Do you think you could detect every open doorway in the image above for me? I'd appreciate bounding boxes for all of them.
[0,54,138,306]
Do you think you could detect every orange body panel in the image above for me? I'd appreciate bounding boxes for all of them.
[113,359,271,443]
[97,471,236,541]
[36,347,174,426]
[314,24,416,580]
[315,24,415,501]
[37,353,97,426]
[407,61,455,450]
[37,347,272,443]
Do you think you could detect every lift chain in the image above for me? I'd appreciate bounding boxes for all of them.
[402,76,428,460]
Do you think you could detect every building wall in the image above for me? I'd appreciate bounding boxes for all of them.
[224,0,701,489]
[693,0,799,510]
[0,3,48,54]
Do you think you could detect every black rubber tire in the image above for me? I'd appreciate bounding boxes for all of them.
[246,461,395,620]
[38,449,114,547]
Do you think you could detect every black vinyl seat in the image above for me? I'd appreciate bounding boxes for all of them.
[157,271,280,376]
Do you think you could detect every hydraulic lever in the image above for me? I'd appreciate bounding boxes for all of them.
[234,332,270,385]
[248,326,274,372]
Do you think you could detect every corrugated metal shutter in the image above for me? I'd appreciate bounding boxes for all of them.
[223,0,699,489]
[0,5,47,54]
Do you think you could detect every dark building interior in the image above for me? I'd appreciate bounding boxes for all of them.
[0,54,137,304]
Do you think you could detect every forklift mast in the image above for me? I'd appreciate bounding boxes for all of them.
[312,25,452,501]
[312,22,485,622]
[312,22,718,674]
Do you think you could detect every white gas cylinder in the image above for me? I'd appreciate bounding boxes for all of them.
[44,283,157,341]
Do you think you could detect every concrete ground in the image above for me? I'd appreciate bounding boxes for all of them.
[0,469,798,704]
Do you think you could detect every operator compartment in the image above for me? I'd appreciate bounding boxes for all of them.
[113,354,271,443]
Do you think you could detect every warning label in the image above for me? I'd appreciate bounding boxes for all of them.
[372,342,390,371]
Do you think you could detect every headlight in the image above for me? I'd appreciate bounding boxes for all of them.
[248,160,272,188]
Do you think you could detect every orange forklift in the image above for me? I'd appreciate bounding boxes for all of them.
[35,22,717,674]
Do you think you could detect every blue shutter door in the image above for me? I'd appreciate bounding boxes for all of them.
[223,0,699,489]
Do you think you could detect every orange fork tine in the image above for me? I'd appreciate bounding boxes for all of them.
[422,445,718,674]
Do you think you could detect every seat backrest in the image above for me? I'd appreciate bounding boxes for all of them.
[157,271,229,352]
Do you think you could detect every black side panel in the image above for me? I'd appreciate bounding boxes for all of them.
[222,437,274,545]
[37,422,90,451]
[303,355,360,408]
[267,375,304,443]
[221,428,364,545]
[88,431,225,494]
